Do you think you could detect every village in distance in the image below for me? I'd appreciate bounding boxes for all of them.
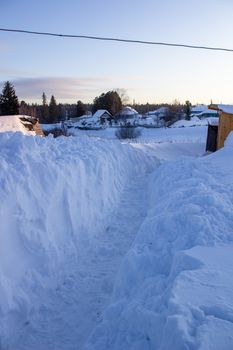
[0,80,219,139]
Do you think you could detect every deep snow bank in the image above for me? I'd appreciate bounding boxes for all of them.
[0,132,158,346]
[171,116,218,128]
[86,142,233,349]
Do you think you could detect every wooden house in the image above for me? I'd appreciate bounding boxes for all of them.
[209,104,233,149]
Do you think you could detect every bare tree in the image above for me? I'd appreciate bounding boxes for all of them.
[115,88,130,106]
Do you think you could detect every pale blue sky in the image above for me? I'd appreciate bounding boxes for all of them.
[1,0,233,104]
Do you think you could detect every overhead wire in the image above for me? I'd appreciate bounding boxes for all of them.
[0,27,233,53]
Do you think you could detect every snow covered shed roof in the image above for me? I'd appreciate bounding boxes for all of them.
[0,115,44,136]
[209,104,233,115]
[92,109,111,119]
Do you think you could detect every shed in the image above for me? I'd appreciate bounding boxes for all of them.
[209,104,233,149]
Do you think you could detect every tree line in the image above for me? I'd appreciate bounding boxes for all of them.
[0,80,192,123]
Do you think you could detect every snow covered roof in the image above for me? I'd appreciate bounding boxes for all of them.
[147,107,168,115]
[76,114,92,121]
[209,104,233,115]
[92,109,111,119]
[119,106,138,116]
[171,116,219,128]
[0,115,37,135]
[195,109,218,117]
[191,105,208,113]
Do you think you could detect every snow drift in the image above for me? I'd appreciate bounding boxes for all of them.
[1,126,232,349]
[0,132,158,347]
[86,139,233,349]
[171,116,218,128]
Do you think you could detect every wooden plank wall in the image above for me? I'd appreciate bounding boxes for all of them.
[33,121,45,137]
[217,112,233,149]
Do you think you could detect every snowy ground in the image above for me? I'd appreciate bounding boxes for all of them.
[0,131,158,349]
[1,125,233,349]
[14,172,152,350]
[67,124,207,143]
[86,133,233,350]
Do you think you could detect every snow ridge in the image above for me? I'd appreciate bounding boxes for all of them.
[0,132,158,349]
[86,147,233,350]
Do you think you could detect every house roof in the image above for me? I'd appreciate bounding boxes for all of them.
[195,109,218,117]
[191,105,207,113]
[92,109,111,119]
[209,104,233,115]
[118,106,138,116]
[147,107,168,115]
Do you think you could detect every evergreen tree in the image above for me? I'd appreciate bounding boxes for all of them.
[92,91,122,116]
[19,100,28,115]
[42,92,47,105]
[185,100,192,120]
[41,92,49,123]
[0,81,19,115]
[49,95,59,123]
[76,100,86,118]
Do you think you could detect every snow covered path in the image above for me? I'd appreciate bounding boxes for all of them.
[14,172,151,350]
[0,132,207,350]
[86,140,233,350]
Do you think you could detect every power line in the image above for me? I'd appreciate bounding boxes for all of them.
[1,27,233,53]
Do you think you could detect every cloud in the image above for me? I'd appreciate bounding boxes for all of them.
[7,77,114,102]
[0,76,143,103]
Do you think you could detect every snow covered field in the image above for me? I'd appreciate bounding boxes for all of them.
[1,124,233,349]
[68,124,207,144]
